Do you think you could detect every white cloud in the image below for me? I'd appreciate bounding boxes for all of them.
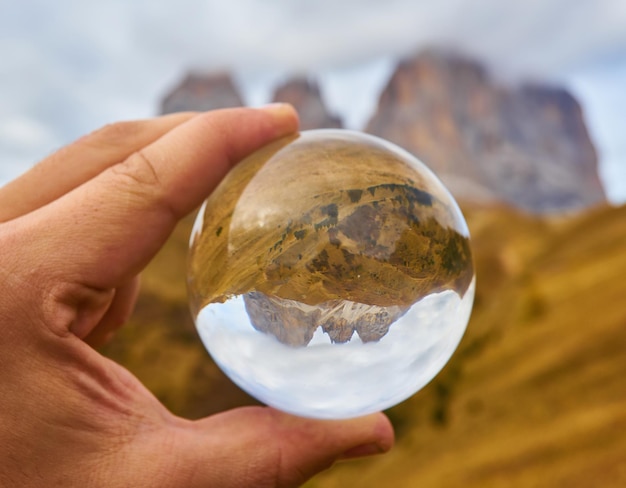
[318,58,396,130]
[568,64,626,204]
[0,117,58,150]
[1,0,625,201]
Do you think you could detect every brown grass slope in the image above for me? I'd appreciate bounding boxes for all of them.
[102,204,626,487]
[309,203,626,487]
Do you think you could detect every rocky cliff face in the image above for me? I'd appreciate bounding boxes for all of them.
[366,50,606,212]
[271,78,342,129]
[161,72,243,114]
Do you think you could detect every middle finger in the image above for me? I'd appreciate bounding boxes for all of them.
[0,112,197,223]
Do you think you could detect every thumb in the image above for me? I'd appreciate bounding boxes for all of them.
[169,407,394,488]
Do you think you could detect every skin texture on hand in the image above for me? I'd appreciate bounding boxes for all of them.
[0,106,394,487]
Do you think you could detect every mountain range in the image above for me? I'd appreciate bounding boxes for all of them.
[161,49,606,213]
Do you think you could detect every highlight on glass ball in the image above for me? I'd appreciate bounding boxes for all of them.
[187,129,475,419]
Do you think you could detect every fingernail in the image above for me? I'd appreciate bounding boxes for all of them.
[256,103,299,133]
[256,103,296,117]
[340,443,385,460]
[257,102,291,111]
[258,103,298,118]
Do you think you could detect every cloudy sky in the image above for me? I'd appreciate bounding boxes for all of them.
[1,0,625,202]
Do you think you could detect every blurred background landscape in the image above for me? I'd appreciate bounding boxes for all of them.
[2,1,625,486]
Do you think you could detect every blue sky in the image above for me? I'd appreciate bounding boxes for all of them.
[1,0,625,202]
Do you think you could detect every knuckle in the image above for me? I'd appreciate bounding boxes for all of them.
[112,150,161,190]
[108,151,179,220]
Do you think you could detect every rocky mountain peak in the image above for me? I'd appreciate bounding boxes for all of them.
[161,72,243,114]
[271,77,342,129]
[366,49,606,212]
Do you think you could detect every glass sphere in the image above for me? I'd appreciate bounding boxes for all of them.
[188,129,475,419]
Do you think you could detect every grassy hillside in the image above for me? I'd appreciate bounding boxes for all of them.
[102,203,626,486]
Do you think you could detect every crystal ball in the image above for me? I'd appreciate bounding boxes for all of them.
[187,129,475,419]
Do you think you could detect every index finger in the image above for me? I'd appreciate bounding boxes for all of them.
[17,105,299,290]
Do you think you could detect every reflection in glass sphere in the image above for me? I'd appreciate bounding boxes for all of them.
[188,129,475,419]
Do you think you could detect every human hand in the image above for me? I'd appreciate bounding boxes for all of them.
[0,106,394,487]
